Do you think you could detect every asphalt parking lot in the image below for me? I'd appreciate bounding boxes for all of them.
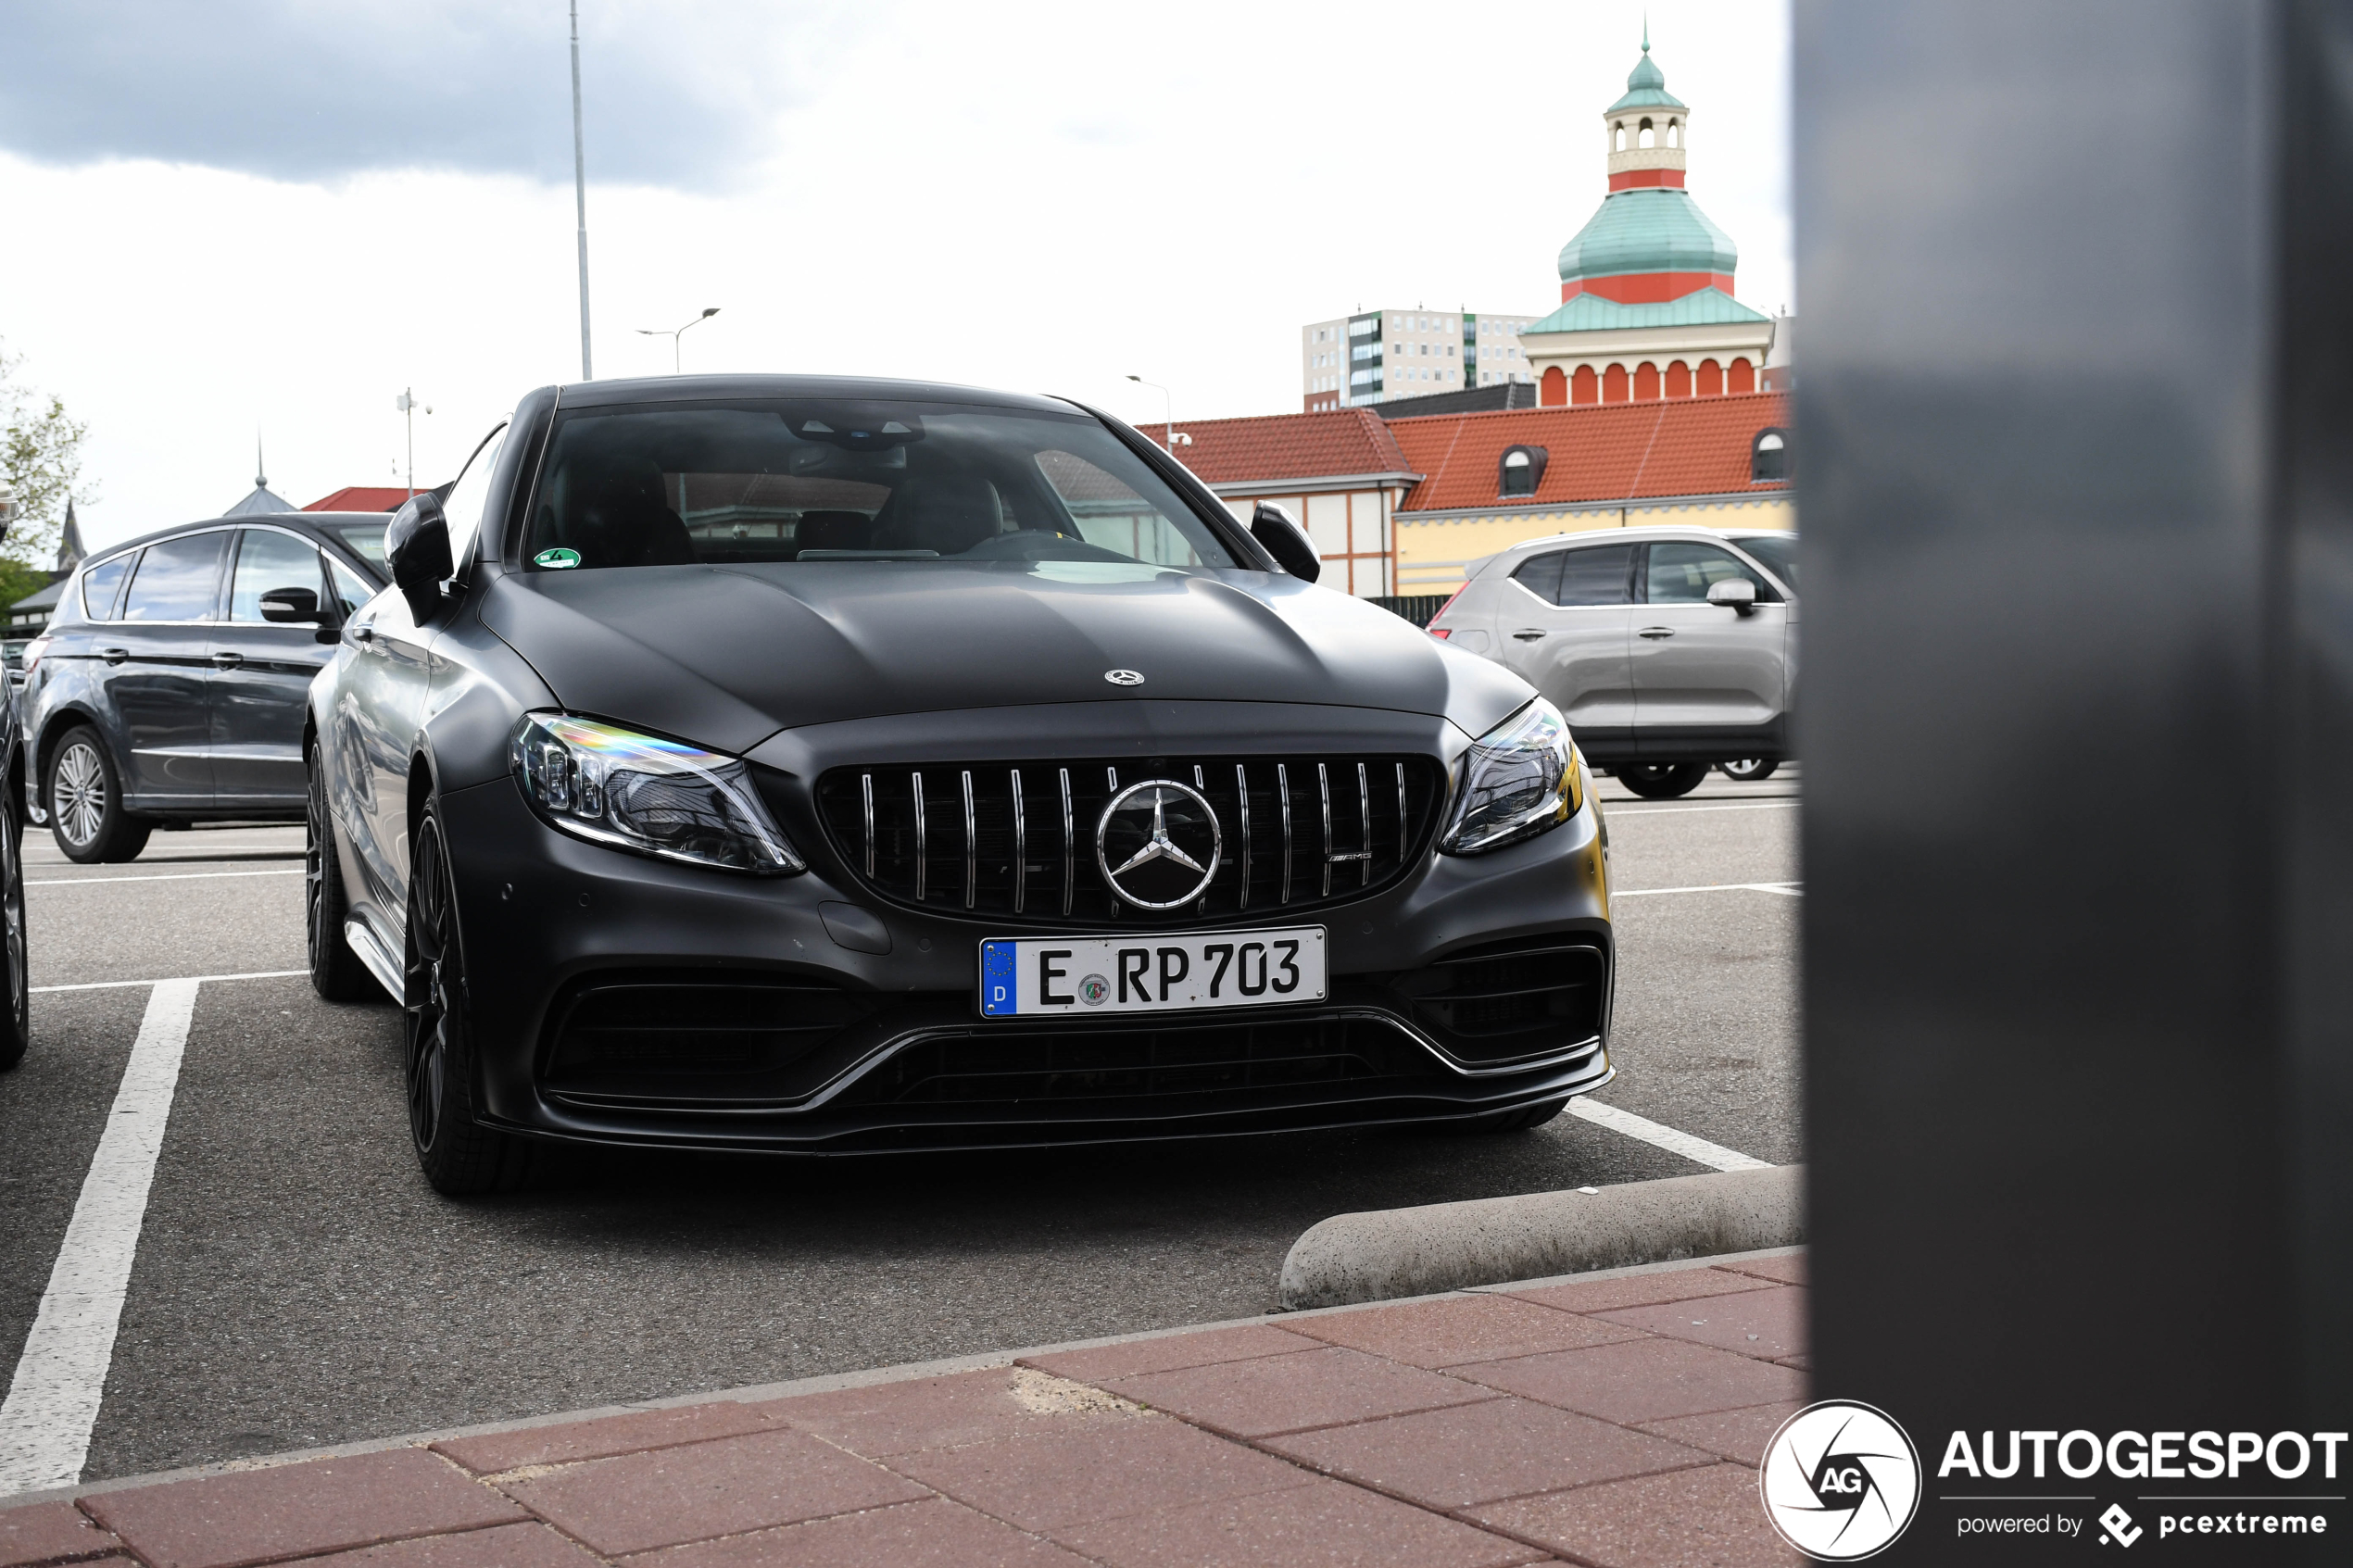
[0,768,1799,1486]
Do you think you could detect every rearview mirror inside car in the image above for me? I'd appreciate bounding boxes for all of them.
[1707,578,1757,615]
[258,587,325,624]
[387,491,454,620]
[1251,501,1321,583]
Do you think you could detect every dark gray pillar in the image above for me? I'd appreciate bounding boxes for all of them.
[1798,0,2350,1556]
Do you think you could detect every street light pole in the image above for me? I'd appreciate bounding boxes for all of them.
[395,389,432,499]
[1126,374,1176,453]
[635,307,721,373]
[571,0,593,381]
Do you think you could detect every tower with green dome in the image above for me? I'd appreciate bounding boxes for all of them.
[1520,30,1775,407]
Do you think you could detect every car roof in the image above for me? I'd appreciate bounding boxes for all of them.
[1483,523,1796,560]
[81,511,391,574]
[550,372,1085,419]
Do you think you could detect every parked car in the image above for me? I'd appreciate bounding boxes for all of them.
[1427,526,1797,798]
[308,374,1615,1191]
[19,512,391,862]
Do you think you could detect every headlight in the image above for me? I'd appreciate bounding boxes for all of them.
[1438,698,1583,855]
[510,713,803,874]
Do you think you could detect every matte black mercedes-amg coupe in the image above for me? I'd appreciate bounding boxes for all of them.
[306,375,1614,1192]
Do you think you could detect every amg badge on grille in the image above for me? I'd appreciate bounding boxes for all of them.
[1096,780,1222,909]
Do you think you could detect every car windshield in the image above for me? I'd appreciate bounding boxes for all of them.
[1734,533,1797,592]
[520,401,1239,573]
[322,521,390,564]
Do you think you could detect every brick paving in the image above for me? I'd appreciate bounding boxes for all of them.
[0,1249,1806,1568]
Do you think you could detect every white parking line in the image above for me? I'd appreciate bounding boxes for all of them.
[28,869,305,888]
[1568,1098,1773,1172]
[1615,882,1802,897]
[0,980,200,1492]
[32,970,308,995]
[1605,800,1799,816]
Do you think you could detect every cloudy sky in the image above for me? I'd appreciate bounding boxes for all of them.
[0,0,1790,551]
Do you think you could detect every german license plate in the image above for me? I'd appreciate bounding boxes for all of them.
[978,927,1327,1018]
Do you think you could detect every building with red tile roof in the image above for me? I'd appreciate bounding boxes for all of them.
[1134,410,1422,596]
[303,486,411,512]
[1383,392,1791,594]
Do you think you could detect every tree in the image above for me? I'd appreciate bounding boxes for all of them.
[0,339,96,577]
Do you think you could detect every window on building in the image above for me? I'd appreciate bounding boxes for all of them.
[1752,428,1791,482]
[1639,118,1655,147]
[1668,119,1681,146]
[1499,445,1547,497]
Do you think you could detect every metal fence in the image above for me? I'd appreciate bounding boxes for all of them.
[1367,594,1451,628]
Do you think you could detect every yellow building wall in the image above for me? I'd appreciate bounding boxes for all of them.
[1393,495,1795,596]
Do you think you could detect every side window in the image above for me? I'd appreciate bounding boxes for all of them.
[81,555,132,620]
[439,425,509,576]
[1554,544,1635,606]
[328,558,377,620]
[228,530,327,622]
[1752,428,1791,483]
[1510,551,1564,604]
[1644,542,1778,604]
[119,532,229,622]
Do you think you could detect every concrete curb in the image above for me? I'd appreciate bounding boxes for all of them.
[1277,1163,1806,1310]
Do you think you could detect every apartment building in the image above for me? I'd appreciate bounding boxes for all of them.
[1301,308,1542,412]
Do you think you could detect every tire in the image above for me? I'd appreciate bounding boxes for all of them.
[1719,759,1780,782]
[46,727,152,863]
[306,738,380,1002]
[0,775,28,1072]
[403,803,532,1196]
[1615,761,1711,800]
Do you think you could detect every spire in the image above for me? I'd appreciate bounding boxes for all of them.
[256,431,267,491]
[1642,12,1650,53]
[57,499,85,571]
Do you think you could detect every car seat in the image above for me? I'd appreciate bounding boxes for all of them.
[565,458,698,567]
[871,475,1004,556]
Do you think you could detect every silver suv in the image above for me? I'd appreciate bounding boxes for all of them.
[1427,526,1796,798]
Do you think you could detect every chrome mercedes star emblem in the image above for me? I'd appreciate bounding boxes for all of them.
[1103,669,1145,686]
[1096,780,1222,909]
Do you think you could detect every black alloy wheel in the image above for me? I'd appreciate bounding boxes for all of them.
[0,774,28,1071]
[1719,759,1780,782]
[402,805,530,1195]
[47,727,151,864]
[306,739,379,1001]
[1615,761,1712,800]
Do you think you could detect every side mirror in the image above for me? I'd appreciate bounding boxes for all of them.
[258,587,324,624]
[1707,577,1757,615]
[1251,501,1321,583]
[386,492,453,620]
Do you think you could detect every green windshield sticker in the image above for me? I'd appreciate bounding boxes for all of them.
[534,547,582,570]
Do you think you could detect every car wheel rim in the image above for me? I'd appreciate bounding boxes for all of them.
[403,819,458,1153]
[55,743,106,848]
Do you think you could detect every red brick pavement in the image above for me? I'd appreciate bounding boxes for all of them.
[0,1250,1806,1568]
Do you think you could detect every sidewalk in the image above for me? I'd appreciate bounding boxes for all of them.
[0,1249,1806,1568]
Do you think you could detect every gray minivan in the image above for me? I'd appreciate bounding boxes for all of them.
[1427,525,1796,798]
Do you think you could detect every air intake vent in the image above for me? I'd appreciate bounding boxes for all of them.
[814,755,1445,927]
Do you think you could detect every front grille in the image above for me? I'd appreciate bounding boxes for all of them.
[813,755,1446,926]
[832,1014,1449,1113]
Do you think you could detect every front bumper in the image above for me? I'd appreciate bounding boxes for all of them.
[439,759,1613,1155]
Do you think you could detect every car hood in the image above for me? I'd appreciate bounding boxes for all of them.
[476,559,1529,756]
